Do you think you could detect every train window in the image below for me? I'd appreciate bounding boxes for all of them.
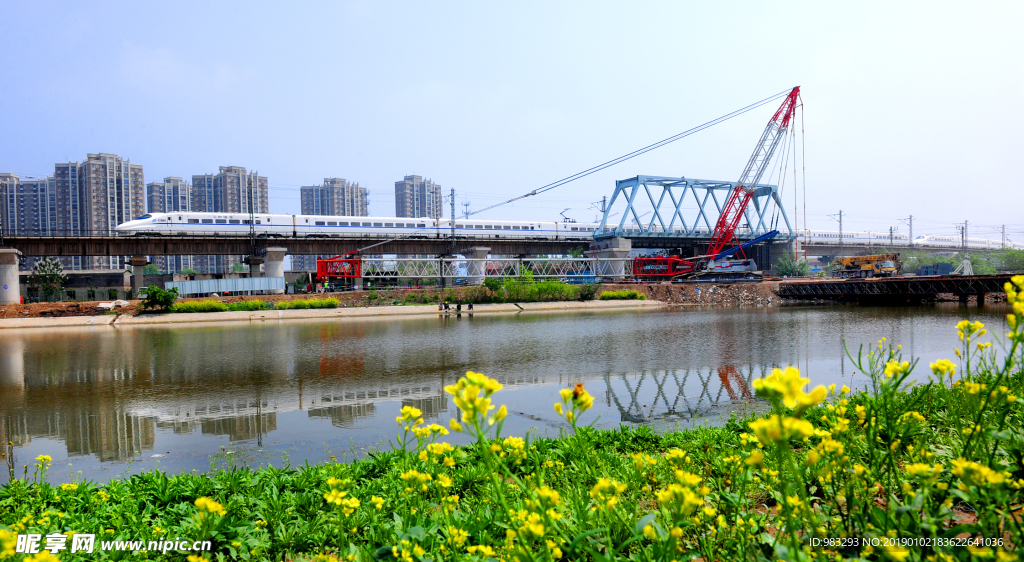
[373,222,383,227]
[571,227,578,231]
[385,223,394,227]
[504,225,511,229]
[189,219,200,224]
[530,226,534,230]
[512,226,520,230]
[215,219,227,224]
[327,222,337,226]
[362,222,371,226]
[338,222,348,226]
[474,225,483,229]
[229,220,240,224]
[178,216,182,221]
[456,224,464,228]
[242,220,250,224]
[201,219,213,224]
[255,220,261,224]
[315,221,326,226]
[417,224,426,228]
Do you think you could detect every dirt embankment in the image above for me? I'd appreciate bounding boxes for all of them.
[0,282,783,319]
[602,282,780,306]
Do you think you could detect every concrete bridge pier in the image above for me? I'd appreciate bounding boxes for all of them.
[0,249,22,305]
[244,256,264,278]
[586,238,631,280]
[466,247,490,284]
[265,248,287,294]
[129,256,149,299]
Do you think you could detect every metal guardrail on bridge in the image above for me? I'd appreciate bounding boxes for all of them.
[777,275,1012,302]
[356,258,634,280]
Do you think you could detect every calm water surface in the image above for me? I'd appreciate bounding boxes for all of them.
[0,304,1007,483]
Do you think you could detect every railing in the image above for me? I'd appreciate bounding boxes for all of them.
[356,258,633,280]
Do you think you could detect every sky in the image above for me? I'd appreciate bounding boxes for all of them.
[1,1,1021,242]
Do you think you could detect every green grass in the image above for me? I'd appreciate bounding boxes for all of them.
[275,298,339,310]
[598,289,646,300]
[5,283,1023,561]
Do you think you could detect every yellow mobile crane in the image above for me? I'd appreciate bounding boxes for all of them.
[829,253,902,278]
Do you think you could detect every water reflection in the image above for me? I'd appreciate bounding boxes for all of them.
[0,304,1007,480]
[605,366,756,424]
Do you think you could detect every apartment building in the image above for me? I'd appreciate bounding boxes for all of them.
[292,177,369,271]
[190,166,268,273]
[146,177,194,272]
[394,175,442,219]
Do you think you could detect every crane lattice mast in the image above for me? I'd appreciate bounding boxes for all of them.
[706,86,801,261]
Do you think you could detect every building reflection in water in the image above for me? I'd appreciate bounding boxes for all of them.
[0,317,775,465]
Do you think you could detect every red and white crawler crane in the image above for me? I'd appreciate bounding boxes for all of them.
[634,86,801,279]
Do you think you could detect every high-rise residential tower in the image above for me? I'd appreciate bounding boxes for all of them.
[394,175,442,219]
[190,166,269,273]
[1,173,57,270]
[79,154,145,269]
[146,177,194,272]
[293,178,369,271]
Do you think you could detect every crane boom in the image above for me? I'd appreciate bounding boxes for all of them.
[706,86,800,260]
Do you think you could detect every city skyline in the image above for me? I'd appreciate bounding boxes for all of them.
[1,3,1019,239]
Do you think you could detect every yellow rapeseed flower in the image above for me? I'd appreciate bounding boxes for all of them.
[951,459,1005,487]
[194,497,226,515]
[748,415,815,445]
[752,366,826,412]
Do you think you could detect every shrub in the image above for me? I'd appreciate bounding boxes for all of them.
[577,283,599,301]
[598,289,646,300]
[139,285,179,311]
[227,300,268,311]
[275,298,338,310]
[170,300,228,313]
[482,277,504,293]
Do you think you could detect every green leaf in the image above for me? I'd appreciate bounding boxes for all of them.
[634,512,658,534]
[404,525,426,541]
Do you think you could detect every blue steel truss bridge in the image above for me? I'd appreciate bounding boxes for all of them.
[595,175,793,249]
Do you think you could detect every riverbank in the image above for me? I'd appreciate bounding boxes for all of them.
[0,281,780,322]
[2,306,1021,560]
[0,298,665,329]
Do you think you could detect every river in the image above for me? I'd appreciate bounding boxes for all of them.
[0,303,1009,483]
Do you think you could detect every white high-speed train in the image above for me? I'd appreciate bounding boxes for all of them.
[114,212,602,241]
[115,212,1023,250]
[800,230,1021,250]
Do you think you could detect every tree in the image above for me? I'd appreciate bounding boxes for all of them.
[566,246,585,258]
[180,268,198,275]
[28,257,68,299]
[139,285,179,312]
[142,264,160,275]
[232,262,248,273]
[776,251,810,277]
[998,249,1024,272]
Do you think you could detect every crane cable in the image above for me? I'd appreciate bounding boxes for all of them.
[468,88,796,217]
[349,88,795,255]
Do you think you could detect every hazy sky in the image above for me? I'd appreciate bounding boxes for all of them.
[1,1,1021,241]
